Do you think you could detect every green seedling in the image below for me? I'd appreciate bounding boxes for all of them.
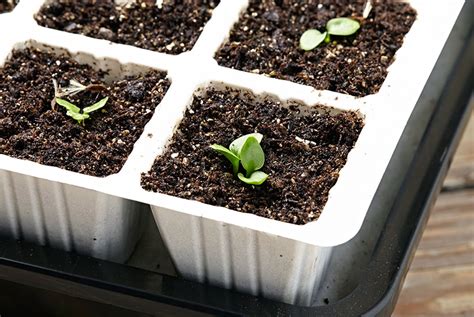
[210,133,268,185]
[55,97,109,125]
[300,17,361,51]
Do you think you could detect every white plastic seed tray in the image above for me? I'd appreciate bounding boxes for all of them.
[0,0,178,263]
[0,0,465,305]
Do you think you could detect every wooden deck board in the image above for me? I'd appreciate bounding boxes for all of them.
[394,191,474,316]
[394,110,474,316]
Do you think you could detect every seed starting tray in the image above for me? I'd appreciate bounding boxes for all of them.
[0,1,472,316]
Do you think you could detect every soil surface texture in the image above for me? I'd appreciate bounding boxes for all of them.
[141,88,363,224]
[215,0,416,97]
[0,0,18,13]
[35,0,220,55]
[0,47,170,177]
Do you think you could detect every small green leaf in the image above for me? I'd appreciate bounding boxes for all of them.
[210,144,240,175]
[56,98,80,114]
[240,136,265,175]
[299,29,327,51]
[83,97,109,114]
[229,133,263,156]
[326,18,360,36]
[238,171,268,185]
[66,111,89,124]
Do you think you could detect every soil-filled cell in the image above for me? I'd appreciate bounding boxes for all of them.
[35,0,220,55]
[215,0,416,97]
[142,87,363,224]
[0,46,170,176]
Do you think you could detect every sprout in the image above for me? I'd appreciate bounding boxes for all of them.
[55,97,109,125]
[210,133,268,185]
[299,17,361,51]
[51,78,106,111]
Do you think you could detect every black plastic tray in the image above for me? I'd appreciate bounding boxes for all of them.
[0,2,472,316]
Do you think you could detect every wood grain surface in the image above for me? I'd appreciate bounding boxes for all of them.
[394,110,474,316]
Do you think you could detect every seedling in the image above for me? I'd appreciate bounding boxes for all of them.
[55,97,109,125]
[300,17,361,51]
[210,133,269,185]
[51,78,106,110]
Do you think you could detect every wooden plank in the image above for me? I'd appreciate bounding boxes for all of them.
[394,263,474,317]
[394,189,474,316]
[408,190,474,270]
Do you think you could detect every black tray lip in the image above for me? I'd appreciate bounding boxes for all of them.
[0,2,473,316]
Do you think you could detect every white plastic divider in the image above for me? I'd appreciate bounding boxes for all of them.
[0,0,465,305]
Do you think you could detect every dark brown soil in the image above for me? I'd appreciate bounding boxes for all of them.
[35,0,220,55]
[0,47,170,177]
[215,0,416,97]
[0,0,18,13]
[141,88,363,224]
